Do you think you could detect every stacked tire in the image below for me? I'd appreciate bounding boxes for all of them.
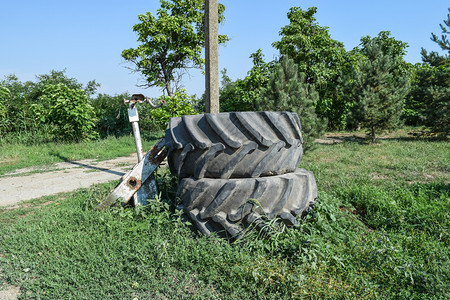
[165,111,317,238]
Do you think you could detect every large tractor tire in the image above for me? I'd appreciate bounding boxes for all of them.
[165,111,303,179]
[177,168,317,237]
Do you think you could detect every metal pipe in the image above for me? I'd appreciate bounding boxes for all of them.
[131,121,144,162]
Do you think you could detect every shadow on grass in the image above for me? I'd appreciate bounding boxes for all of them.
[317,133,447,145]
[50,152,126,177]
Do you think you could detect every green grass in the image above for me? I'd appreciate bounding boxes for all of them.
[0,130,449,299]
[0,131,164,175]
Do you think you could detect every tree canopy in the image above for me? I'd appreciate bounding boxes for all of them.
[409,9,449,136]
[122,0,228,97]
[272,7,346,85]
[272,6,347,129]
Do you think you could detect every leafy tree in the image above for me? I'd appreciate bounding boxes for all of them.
[150,89,197,129]
[31,70,99,98]
[272,6,347,129]
[220,49,273,112]
[122,0,228,97]
[344,42,410,143]
[32,84,99,142]
[255,56,326,151]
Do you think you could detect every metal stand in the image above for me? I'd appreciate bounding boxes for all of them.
[97,139,167,209]
[99,94,166,208]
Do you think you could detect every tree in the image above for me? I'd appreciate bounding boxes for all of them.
[420,8,449,69]
[122,0,228,97]
[219,49,273,112]
[255,56,326,151]
[272,6,347,129]
[428,8,450,54]
[409,9,449,136]
[344,42,410,143]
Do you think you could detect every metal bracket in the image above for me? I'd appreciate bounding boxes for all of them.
[97,139,167,209]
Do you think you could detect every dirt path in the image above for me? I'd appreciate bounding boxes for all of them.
[0,154,141,208]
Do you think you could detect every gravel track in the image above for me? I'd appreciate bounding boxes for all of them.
[0,154,141,208]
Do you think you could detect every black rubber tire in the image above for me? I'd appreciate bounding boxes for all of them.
[176,168,317,237]
[165,111,303,179]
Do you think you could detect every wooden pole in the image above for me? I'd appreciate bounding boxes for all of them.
[205,0,219,113]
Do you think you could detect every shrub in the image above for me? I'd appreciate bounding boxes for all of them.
[92,93,130,137]
[33,83,99,142]
[150,89,197,130]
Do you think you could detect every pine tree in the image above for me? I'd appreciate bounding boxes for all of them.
[256,56,326,151]
[347,42,410,143]
[413,9,450,137]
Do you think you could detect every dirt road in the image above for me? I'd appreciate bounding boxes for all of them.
[0,154,141,207]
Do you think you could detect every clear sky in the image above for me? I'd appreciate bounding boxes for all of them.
[0,0,448,98]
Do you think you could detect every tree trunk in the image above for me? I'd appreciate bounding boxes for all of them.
[165,81,174,98]
[371,126,376,143]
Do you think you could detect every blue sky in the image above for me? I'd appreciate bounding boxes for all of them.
[0,0,448,98]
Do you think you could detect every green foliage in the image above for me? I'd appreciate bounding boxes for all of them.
[256,56,326,151]
[33,84,99,142]
[30,69,100,99]
[92,93,131,137]
[0,85,9,98]
[122,0,228,96]
[273,6,347,129]
[0,86,10,133]
[429,8,450,54]
[408,63,449,135]
[273,7,346,86]
[0,70,99,143]
[150,89,197,129]
[220,50,273,112]
[359,31,409,61]
[342,39,410,142]
[409,9,450,136]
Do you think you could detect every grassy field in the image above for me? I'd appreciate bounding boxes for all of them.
[0,130,448,299]
[0,131,164,175]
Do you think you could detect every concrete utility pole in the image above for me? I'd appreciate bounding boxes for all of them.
[205,0,219,113]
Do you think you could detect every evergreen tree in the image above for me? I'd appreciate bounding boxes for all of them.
[256,56,326,151]
[346,42,410,143]
[410,8,449,136]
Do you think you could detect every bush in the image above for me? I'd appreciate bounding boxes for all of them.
[92,93,131,137]
[0,86,10,134]
[150,89,197,130]
[32,83,99,142]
